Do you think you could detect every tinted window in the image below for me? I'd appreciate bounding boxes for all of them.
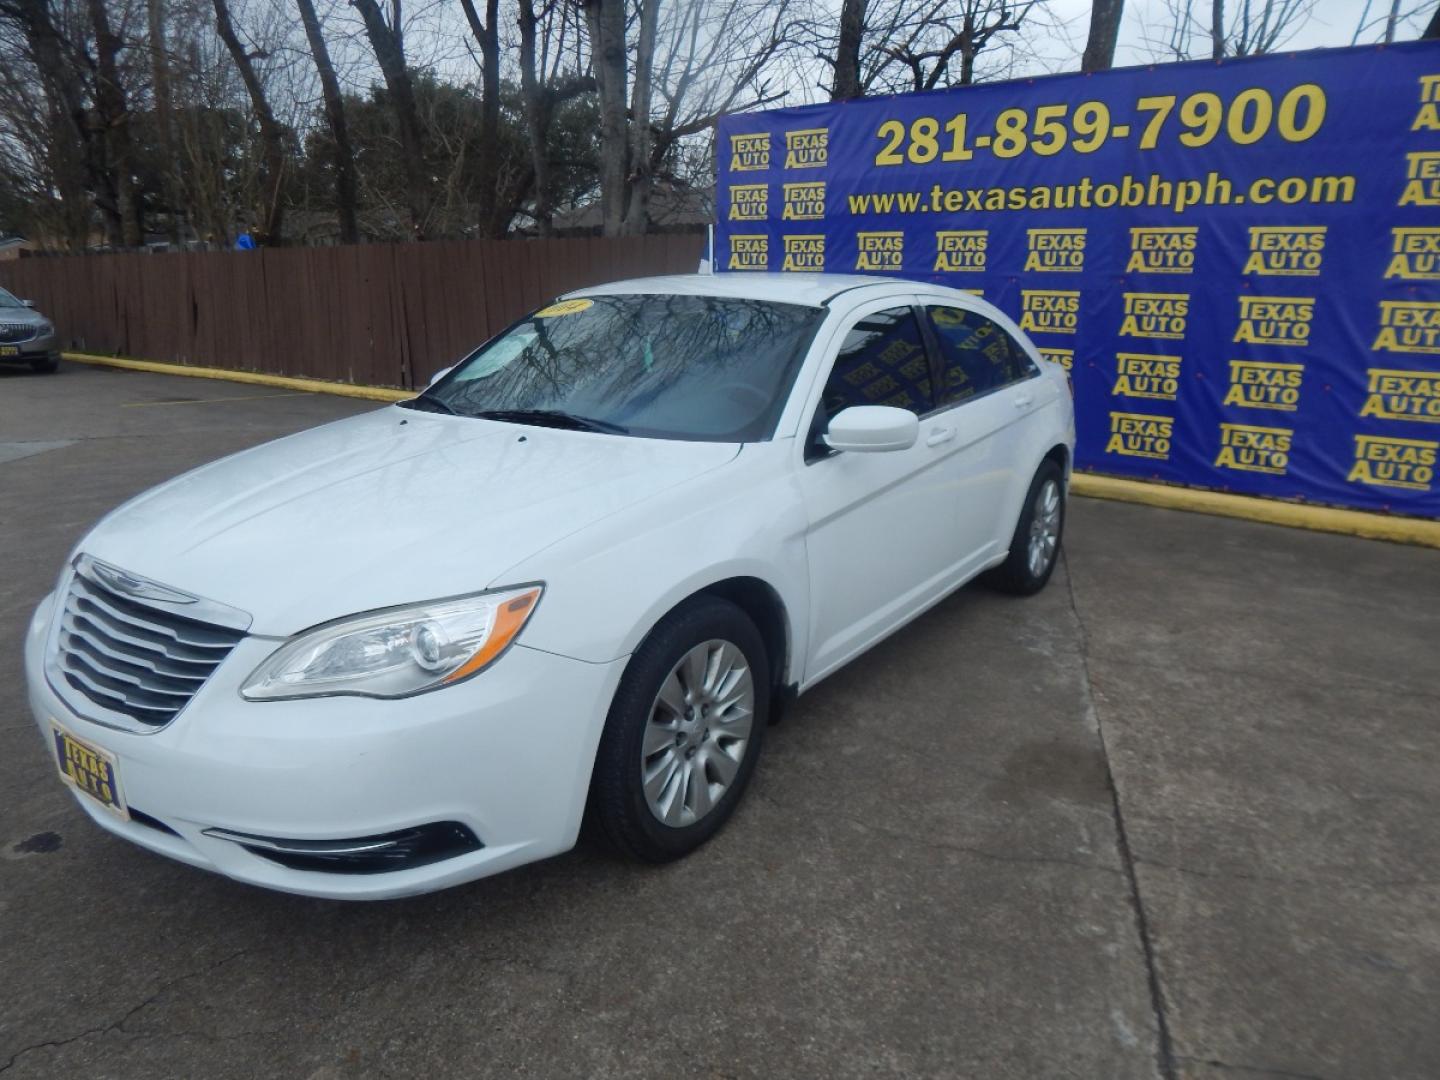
[818,307,934,422]
[414,293,823,442]
[925,306,1035,405]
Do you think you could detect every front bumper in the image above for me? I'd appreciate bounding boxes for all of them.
[0,333,59,364]
[25,591,626,899]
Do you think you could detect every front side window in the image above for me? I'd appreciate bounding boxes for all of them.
[817,307,935,423]
[411,293,824,442]
[925,306,1035,406]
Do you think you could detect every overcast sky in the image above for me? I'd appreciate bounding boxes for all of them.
[1060,0,1433,68]
[766,0,1437,109]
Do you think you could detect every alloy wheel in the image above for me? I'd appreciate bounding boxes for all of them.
[1027,478,1062,578]
[641,639,755,827]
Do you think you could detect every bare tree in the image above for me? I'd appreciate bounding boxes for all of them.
[147,0,184,242]
[620,0,658,233]
[1351,0,1436,41]
[0,0,101,248]
[458,0,503,236]
[517,0,549,230]
[585,0,797,235]
[581,0,625,235]
[350,0,430,236]
[1383,0,1403,39]
[1141,0,1318,59]
[831,0,865,98]
[1081,0,1123,71]
[211,0,287,243]
[295,0,358,242]
[880,0,1042,91]
[170,26,245,246]
[88,0,143,246]
[513,0,591,234]
[813,0,1053,98]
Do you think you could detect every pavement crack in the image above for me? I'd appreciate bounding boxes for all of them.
[1063,548,1177,1080]
[750,780,1119,876]
[839,812,1122,876]
[1135,856,1439,892]
[0,948,256,1074]
[1174,1054,1340,1080]
[0,1029,109,1076]
[118,1027,284,1048]
[1088,652,1440,708]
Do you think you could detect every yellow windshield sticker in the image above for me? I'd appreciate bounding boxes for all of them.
[534,298,594,318]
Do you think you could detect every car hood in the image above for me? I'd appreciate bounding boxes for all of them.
[79,407,741,634]
[0,306,47,326]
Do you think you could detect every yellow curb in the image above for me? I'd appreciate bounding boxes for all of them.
[1071,473,1440,550]
[63,352,412,403]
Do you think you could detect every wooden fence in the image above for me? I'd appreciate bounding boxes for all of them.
[0,234,707,389]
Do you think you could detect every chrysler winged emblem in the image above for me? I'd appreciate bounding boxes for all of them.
[88,559,199,606]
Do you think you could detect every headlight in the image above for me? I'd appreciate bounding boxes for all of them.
[240,584,542,701]
[37,320,53,335]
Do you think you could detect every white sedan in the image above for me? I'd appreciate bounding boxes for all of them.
[24,273,1075,899]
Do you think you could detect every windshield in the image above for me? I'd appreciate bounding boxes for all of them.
[409,293,824,441]
[0,288,24,309]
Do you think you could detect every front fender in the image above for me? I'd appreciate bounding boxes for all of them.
[491,445,811,682]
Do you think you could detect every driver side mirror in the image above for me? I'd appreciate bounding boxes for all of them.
[823,405,919,453]
[427,365,454,387]
[20,299,34,308]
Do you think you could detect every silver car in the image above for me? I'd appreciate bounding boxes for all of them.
[0,287,59,373]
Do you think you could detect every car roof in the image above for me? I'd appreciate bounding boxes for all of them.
[567,273,915,308]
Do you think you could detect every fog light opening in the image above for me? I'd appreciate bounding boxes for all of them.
[201,821,482,874]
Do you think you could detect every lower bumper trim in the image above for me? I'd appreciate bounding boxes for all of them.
[200,821,483,874]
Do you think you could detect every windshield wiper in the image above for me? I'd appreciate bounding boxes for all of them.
[398,395,458,415]
[472,409,629,434]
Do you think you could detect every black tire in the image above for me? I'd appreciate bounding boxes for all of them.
[590,596,770,863]
[30,356,58,374]
[984,459,1066,596]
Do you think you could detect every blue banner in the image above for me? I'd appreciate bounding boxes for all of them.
[716,42,1440,517]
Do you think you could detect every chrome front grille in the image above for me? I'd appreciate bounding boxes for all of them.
[0,322,36,343]
[52,559,248,730]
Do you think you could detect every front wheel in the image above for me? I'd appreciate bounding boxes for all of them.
[589,597,769,863]
[30,356,58,374]
[984,460,1066,596]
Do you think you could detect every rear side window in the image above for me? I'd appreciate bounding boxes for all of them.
[925,306,1036,406]
[819,307,935,421]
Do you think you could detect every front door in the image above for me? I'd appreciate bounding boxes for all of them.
[797,300,969,684]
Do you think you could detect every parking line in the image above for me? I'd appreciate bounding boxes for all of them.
[121,392,312,408]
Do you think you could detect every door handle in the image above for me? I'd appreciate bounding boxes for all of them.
[1013,393,1035,409]
[925,427,956,447]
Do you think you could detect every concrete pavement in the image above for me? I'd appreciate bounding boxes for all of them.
[2,361,1436,1079]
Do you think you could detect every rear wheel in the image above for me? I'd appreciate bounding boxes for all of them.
[985,459,1065,596]
[590,597,769,862]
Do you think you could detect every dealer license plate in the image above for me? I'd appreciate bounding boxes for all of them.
[52,723,128,818]
[0,346,18,356]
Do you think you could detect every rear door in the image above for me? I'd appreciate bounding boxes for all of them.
[919,301,1047,560]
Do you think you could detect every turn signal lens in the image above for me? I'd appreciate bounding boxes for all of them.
[444,590,540,683]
